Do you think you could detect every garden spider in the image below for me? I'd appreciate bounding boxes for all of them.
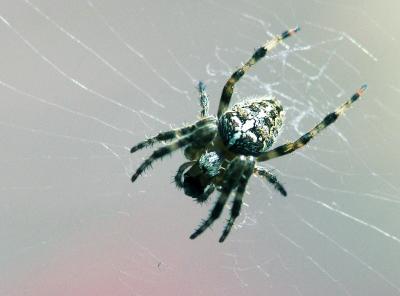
[130,26,367,242]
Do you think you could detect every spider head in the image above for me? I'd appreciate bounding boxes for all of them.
[182,168,211,203]
[182,151,223,202]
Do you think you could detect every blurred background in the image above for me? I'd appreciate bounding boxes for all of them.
[0,0,399,295]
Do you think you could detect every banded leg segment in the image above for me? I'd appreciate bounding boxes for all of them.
[198,81,210,118]
[219,157,255,242]
[257,85,367,162]
[130,117,215,153]
[131,124,217,183]
[190,156,247,240]
[254,166,287,196]
[217,26,300,118]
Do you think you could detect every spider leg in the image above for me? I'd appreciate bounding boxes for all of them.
[254,166,287,196]
[198,81,210,118]
[190,156,247,240]
[195,184,216,204]
[131,124,217,183]
[217,26,300,118]
[257,85,367,162]
[174,161,195,189]
[219,157,255,242]
[130,117,215,153]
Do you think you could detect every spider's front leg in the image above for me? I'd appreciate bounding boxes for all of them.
[131,124,217,183]
[130,117,215,153]
[219,157,255,242]
[189,156,248,240]
[217,26,300,117]
[257,85,367,162]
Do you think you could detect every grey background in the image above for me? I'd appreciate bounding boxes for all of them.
[0,0,399,295]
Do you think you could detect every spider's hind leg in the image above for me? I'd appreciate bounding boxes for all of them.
[217,26,300,117]
[257,85,367,162]
[198,81,210,118]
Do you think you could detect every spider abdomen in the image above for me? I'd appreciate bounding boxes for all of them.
[218,97,284,156]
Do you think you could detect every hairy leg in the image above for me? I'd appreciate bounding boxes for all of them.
[219,157,255,242]
[257,85,367,162]
[130,117,216,153]
[190,156,247,240]
[217,26,300,117]
[131,124,217,183]
[194,184,216,204]
[254,166,287,196]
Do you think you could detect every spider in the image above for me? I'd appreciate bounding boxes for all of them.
[130,26,367,242]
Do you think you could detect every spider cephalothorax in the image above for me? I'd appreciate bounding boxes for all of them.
[130,26,367,242]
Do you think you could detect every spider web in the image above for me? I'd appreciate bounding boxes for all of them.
[0,0,399,295]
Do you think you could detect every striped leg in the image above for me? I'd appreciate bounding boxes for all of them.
[130,117,215,153]
[219,157,255,242]
[131,124,217,183]
[254,166,287,196]
[217,26,300,117]
[198,81,210,118]
[190,156,247,240]
[257,85,367,162]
